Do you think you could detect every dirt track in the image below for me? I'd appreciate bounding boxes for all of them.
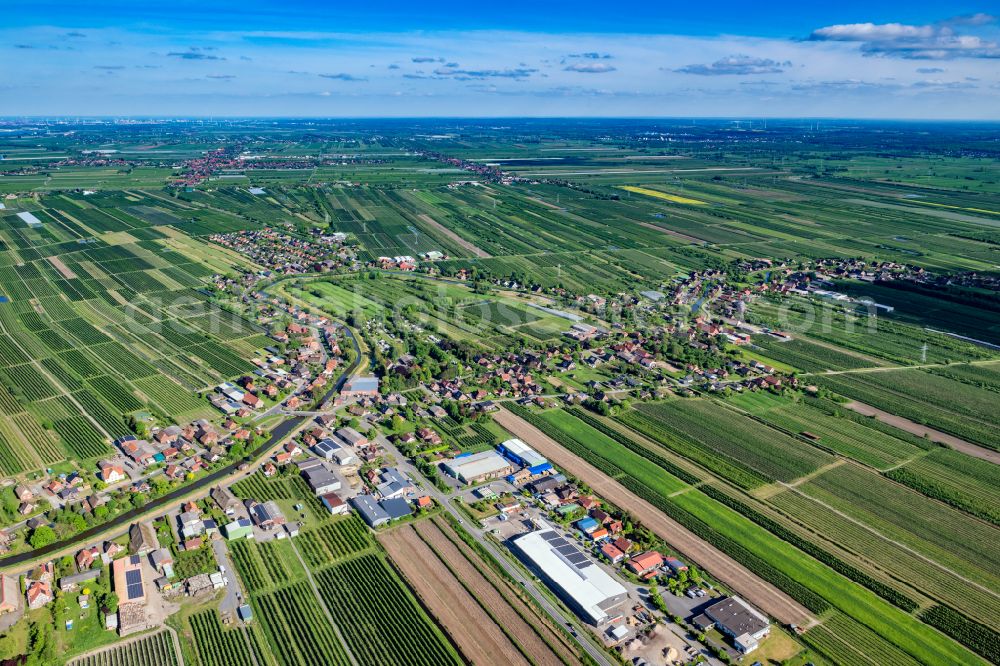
[417,213,491,258]
[381,524,529,666]
[844,401,1000,465]
[418,519,570,666]
[494,409,817,628]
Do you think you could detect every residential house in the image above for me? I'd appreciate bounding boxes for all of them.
[128,522,159,556]
[76,546,101,571]
[627,551,664,576]
[26,581,53,610]
[211,486,239,516]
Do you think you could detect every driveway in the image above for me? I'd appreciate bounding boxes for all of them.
[210,536,241,618]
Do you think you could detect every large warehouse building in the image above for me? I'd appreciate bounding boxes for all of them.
[498,438,547,468]
[514,525,627,624]
[442,450,513,484]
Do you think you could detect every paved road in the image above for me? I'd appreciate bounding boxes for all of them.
[0,327,362,570]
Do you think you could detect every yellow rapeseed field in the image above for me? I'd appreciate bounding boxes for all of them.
[909,199,1000,216]
[618,185,707,205]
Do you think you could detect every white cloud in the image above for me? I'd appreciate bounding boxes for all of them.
[564,62,616,73]
[674,55,791,75]
[0,24,996,117]
[809,14,1000,59]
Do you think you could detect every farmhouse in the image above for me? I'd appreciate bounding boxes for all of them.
[442,450,514,485]
[113,555,146,614]
[250,501,286,530]
[513,526,627,625]
[211,486,240,516]
[336,427,368,447]
[98,461,126,484]
[59,569,100,593]
[179,511,205,539]
[128,522,159,556]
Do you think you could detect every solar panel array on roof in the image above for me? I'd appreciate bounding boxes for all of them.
[125,568,143,600]
[542,532,593,570]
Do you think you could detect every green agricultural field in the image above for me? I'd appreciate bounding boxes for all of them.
[188,610,274,666]
[726,391,927,470]
[796,464,1000,588]
[254,581,353,666]
[768,487,1000,626]
[750,336,883,373]
[749,299,996,366]
[884,447,1000,524]
[67,630,180,666]
[631,400,832,483]
[0,190,266,476]
[812,368,1000,450]
[536,408,690,495]
[226,509,460,666]
[668,489,988,666]
[314,553,463,666]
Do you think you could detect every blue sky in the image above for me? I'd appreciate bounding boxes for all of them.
[2,1,998,118]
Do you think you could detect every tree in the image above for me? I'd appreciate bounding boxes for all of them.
[25,620,55,666]
[29,525,56,549]
[97,588,119,616]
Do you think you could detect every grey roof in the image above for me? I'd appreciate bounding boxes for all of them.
[59,569,100,590]
[705,597,769,637]
[351,494,389,526]
[380,467,408,485]
[150,548,173,566]
[252,501,283,525]
[380,497,412,520]
[179,511,201,526]
[303,467,340,492]
[297,457,326,473]
[211,486,238,508]
[336,427,366,445]
[376,480,409,499]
